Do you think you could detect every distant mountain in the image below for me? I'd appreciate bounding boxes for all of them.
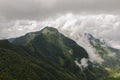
[0,27,117,80]
[85,33,120,79]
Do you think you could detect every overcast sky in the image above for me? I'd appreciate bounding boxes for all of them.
[0,0,120,20]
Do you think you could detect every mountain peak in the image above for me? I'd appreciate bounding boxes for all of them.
[12,26,88,60]
[41,26,59,35]
[42,26,58,31]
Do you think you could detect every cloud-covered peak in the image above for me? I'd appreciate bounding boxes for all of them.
[41,13,120,40]
[1,13,120,63]
[1,13,120,45]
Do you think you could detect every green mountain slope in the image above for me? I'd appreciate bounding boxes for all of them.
[86,33,120,80]
[0,40,83,80]
[0,27,111,80]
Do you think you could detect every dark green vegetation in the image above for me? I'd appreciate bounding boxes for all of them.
[0,27,117,80]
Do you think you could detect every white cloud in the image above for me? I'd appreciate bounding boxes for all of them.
[81,58,89,68]
[1,13,120,63]
[0,20,39,39]
[75,58,89,69]
[43,13,120,42]
[39,13,120,62]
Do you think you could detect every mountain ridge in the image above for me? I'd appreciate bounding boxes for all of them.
[0,27,116,80]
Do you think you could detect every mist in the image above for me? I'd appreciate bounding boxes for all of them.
[1,13,120,63]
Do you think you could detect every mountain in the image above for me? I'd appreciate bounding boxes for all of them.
[12,27,89,61]
[85,33,120,79]
[0,27,115,80]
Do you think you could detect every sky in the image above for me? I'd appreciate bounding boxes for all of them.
[0,0,120,63]
[0,0,119,44]
[0,0,120,20]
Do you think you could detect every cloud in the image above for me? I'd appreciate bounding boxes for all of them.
[80,58,89,68]
[0,13,120,63]
[0,20,39,39]
[75,58,89,69]
[35,0,57,8]
[39,13,120,62]
[0,0,120,20]
[45,13,120,42]
[0,0,57,20]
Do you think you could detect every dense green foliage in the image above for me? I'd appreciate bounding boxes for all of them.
[0,27,116,80]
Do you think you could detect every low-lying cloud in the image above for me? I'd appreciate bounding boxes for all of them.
[41,13,120,49]
[0,13,120,63]
[75,58,89,69]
